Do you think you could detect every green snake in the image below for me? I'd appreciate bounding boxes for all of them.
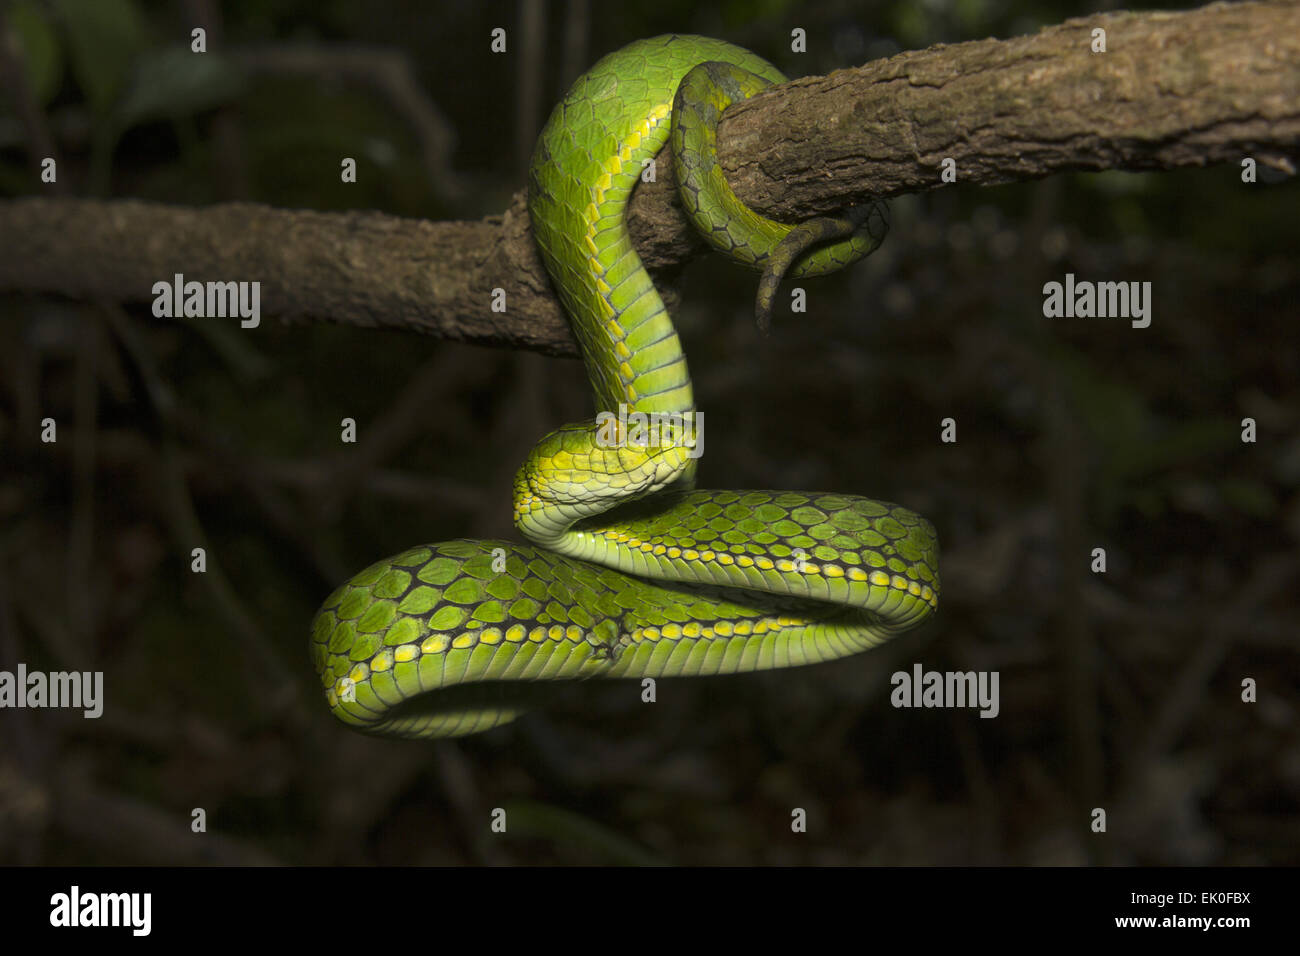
[310,35,939,738]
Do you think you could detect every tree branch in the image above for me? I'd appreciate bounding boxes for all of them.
[0,0,1295,356]
[712,0,1300,218]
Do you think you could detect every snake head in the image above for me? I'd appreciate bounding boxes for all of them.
[513,416,697,546]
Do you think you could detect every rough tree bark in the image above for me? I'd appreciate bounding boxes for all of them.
[0,0,1296,357]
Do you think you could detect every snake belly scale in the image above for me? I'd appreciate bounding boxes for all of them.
[310,35,939,738]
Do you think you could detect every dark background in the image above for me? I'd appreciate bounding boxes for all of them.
[0,0,1296,865]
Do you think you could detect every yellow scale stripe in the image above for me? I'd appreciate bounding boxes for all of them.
[329,557,938,705]
[579,102,673,406]
[637,613,791,644]
[595,528,938,608]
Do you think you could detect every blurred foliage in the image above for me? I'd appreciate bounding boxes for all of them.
[0,0,1296,866]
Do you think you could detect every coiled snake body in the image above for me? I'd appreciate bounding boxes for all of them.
[311,35,939,738]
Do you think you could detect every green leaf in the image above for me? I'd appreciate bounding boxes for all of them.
[1220,478,1278,518]
[52,0,148,116]
[115,48,245,129]
[8,1,63,106]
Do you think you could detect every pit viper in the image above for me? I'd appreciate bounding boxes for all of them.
[310,35,939,738]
